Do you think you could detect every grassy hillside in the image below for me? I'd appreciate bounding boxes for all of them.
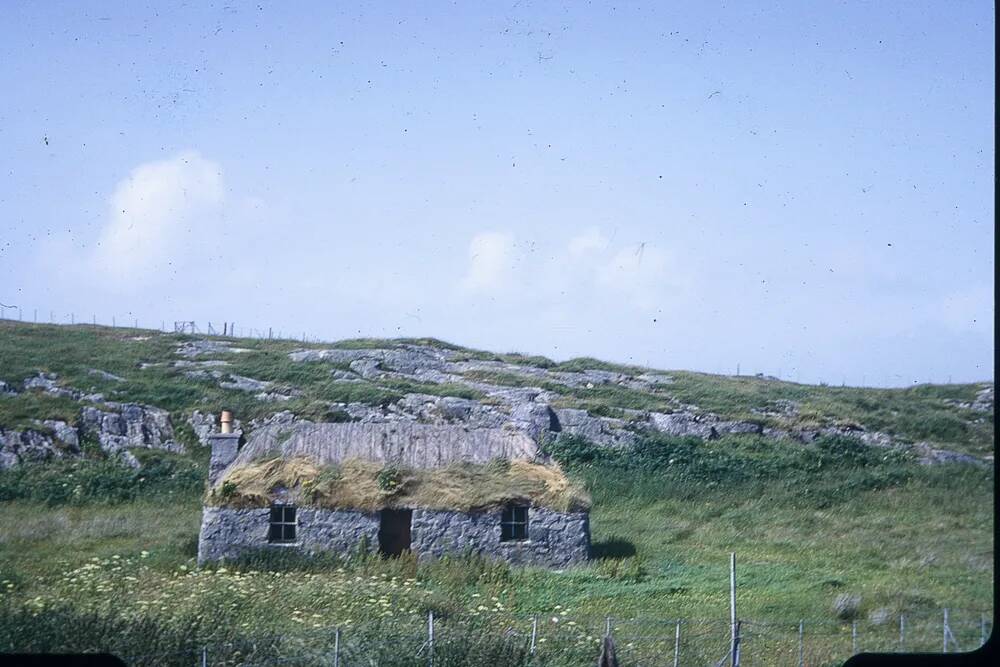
[0,320,993,665]
[0,321,992,455]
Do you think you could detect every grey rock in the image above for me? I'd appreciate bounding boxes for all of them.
[912,443,986,467]
[510,403,561,442]
[648,411,717,439]
[175,340,251,358]
[0,380,18,395]
[184,369,225,381]
[173,359,231,368]
[79,403,184,456]
[88,369,125,382]
[832,593,862,620]
[23,372,80,399]
[553,408,637,447]
[0,421,80,469]
[219,374,272,392]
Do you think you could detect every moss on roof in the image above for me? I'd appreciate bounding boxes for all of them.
[206,456,591,513]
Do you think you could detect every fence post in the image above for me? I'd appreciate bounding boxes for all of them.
[852,621,857,654]
[334,626,340,667]
[899,615,905,651]
[798,620,804,667]
[734,620,741,667]
[730,553,737,667]
[943,608,948,653]
[673,620,680,667]
[201,646,207,667]
[530,615,537,654]
[982,614,987,647]
[605,616,612,638]
[428,610,434,667]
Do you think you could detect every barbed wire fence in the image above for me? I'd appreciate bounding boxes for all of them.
[112,608,991,667]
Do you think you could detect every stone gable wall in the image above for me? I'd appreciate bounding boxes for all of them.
[197,505,589,568]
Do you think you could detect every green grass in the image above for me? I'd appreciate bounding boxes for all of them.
[0,320,993,663]
[0,431,991,664]
[2,321,991,455]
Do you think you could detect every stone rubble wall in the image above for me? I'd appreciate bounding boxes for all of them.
[411,506,590,568]
[197,505,590,569]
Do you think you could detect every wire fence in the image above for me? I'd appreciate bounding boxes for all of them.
[0,310,323,344]
[113,608,991,667]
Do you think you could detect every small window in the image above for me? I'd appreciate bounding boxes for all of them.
[500,505,529,542]
[268,504,297,543]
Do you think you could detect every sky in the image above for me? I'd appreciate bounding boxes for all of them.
[0,1,993,387]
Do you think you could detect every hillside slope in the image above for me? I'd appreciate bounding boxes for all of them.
[0,320,993,663]
[0,320,993,468]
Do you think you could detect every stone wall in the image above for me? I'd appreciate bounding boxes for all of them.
[197,504,590,568]
[411,506,590,568]
[197,506,381,564]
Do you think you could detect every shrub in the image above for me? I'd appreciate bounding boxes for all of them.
[0,453,203,506]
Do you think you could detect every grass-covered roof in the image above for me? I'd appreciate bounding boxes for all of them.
[206,456,591,513]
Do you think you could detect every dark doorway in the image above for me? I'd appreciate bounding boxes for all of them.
[378,509,412,557]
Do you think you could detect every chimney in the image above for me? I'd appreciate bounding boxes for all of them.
[207,409,242,486]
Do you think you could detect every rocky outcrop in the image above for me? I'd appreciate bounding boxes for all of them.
[0,420,80,469]
[552,408,637,447]
[23,372,81,399]
[79,403,184,456]
[175,340,252,358]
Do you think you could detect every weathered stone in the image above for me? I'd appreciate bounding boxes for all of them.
[23,372,80,399]
[552,409,637,447]
[175,340,251,358]
[220,374,271,392]
[0,421,81,469]
[0,380,18,395]
[79,403,184,456]
[88,369,124,382]
[197,504,589,568]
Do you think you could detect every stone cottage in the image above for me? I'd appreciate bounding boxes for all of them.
[197,412,591,568]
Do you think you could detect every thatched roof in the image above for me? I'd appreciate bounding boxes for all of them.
[228,421,540,475]
[206,456,590,513]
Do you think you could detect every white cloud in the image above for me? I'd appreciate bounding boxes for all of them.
[567,227,608,258]
[595,242,671,310]
[460,231,514,293]
[91,150,224,282]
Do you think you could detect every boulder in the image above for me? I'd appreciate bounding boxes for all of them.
[0,421,80,469]
[79,403,184,456]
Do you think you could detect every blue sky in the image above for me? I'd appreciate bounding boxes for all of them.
[0,1,993,386]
